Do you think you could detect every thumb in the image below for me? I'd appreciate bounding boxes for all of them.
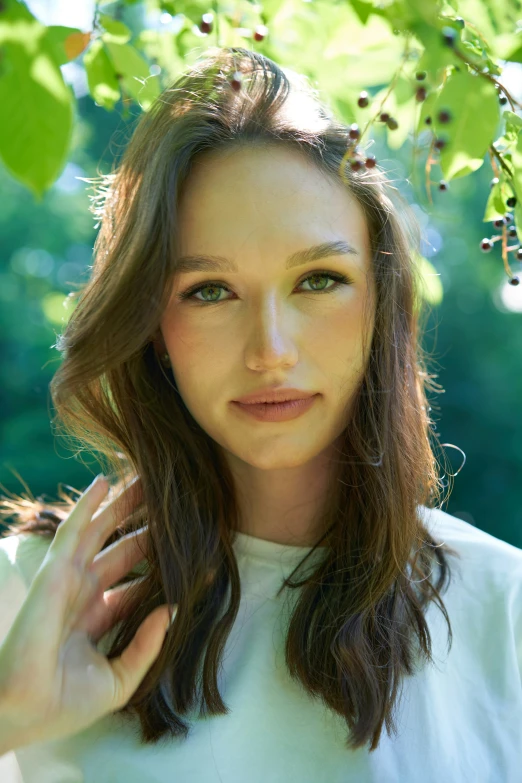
[108,603,174,711]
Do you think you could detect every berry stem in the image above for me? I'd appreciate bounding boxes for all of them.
[450,43,521,112]
[358,37,411,146]
[489,145,515,179]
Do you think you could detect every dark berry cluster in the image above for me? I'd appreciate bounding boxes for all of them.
[480,194,521,285]
[344,124,379,171]
[199,14,268,42]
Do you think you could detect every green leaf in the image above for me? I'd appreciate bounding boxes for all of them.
[0,41,73,199]
[434,70,500,181]
[83,39,121,110]
[504,110,522,132]
[491,31,522,61]
[99,13,132,45]
[484,180,508,221]
[104,41,160,110]
[323,10,405,87]
[41,26,89,66]
[350,0,383,25]
[510,131,522,242]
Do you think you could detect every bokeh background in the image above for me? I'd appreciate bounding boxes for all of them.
[1,0,521,548]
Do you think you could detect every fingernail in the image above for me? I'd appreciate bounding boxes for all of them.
[168,605,178,628]
[86,474,103,490]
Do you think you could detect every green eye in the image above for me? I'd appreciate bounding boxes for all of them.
[177,270,352,304]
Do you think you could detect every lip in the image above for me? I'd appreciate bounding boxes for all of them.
[231,395,319,422]
[233,387,317,404]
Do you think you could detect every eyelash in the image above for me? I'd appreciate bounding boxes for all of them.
[177,270,353,304]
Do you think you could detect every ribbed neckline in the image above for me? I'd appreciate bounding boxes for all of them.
[232,529,328,565]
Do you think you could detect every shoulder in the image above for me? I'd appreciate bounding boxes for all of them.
[0,532,55,645]
[418,504,522,568]
[417,504,522,612]
[0,532,55,590]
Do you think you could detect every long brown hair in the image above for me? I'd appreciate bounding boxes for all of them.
[1,47,460,752]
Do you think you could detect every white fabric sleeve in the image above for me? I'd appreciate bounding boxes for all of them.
[0,533,53,780]
[0,535,31,781]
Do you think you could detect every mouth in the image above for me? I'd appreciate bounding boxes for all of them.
[231,394,319,421]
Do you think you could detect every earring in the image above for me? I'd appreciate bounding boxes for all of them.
[161,352,171,366]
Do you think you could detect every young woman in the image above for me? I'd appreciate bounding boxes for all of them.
[0,47,521,783]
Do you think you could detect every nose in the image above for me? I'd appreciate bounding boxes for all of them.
[243,296,299,371]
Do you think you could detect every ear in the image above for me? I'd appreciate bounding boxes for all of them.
[151,330,167,355]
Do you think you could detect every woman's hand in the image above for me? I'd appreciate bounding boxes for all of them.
[0,475,174,752]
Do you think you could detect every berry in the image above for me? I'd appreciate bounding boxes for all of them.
[379,112,390,122]
[505,212,514,222]
[357,91,369,108]
[480,238,493,252]
[350,159,364,172]
[507,196,517,208]
[365,155,377,168]
[493,217,507,228]
[199,13,213,34]
[434,137,447,150]
[490,177,499,188]
[439,180,448,191]
[442,26,457,47]
[517,248,522,261]
[438,109,452,123]
[253,24,268,41]
[509,276,520,285]
[416,87,427,102]
[230,71,242,91]
[387,117,399,130]
[349,123,360,140]
[508,226,518,238]
[499,95,508,105]
[415,71,427,81]
[455,17,465,28]
[425,116,432,125]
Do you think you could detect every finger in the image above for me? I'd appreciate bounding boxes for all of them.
[107,604,171,713]
[92,526,150,592]
[81,476,144,565]
[53,475,109,555]
[83,577,148,645]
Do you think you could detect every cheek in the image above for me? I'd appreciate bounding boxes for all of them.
[311,300,368,367]
[161,310,234,390]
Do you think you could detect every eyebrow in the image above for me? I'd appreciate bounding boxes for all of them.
[175,240,359,274]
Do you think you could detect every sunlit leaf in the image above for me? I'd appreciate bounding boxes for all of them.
[510,130,522,242]
[83,39,121,110]
[0,41,73,199]
[104,41,161,110]
[42,26,90,66]
[434,70,500,181]
[100,13,132,45]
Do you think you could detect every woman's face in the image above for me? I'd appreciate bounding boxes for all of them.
[159,143,376,471]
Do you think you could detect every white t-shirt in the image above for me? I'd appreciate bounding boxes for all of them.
[0,505,521,783]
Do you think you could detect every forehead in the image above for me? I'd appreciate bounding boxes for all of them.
[183,143,357,209]
[178,144,372,272]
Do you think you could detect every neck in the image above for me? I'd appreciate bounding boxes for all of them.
[225,442,338,547]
